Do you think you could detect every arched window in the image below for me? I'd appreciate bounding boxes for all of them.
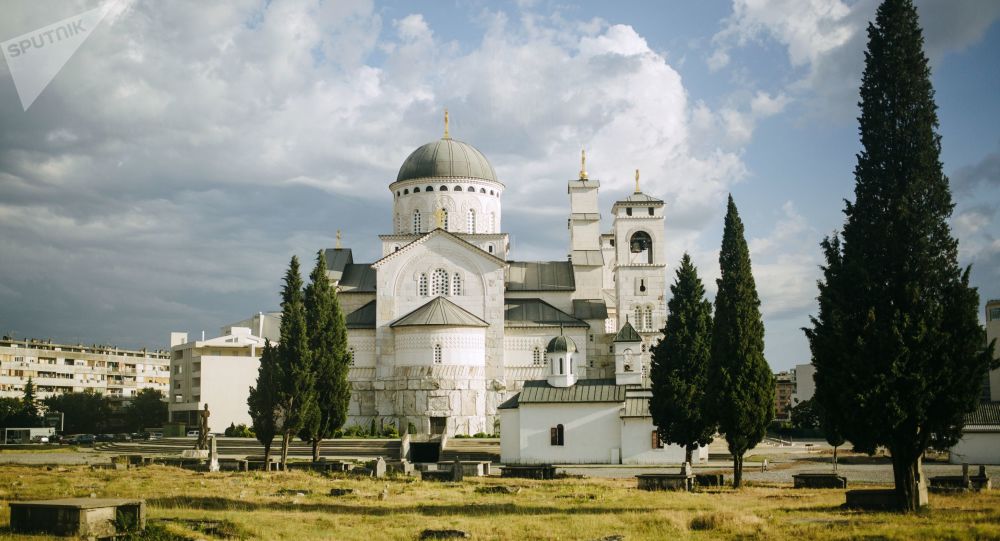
[480,188,486,193]
[418,273,428,296]
[634,307,643,330]
[488,244,494,254]
[395,214,401,232]
[396,191,400,197]
[467,209,476,233]
[626,207,632,216]
[452,274,462,296]
[432,269,448,295]
[348,348,356,366]
[426,186,434,192]
[559,357,564,374]
[533,347,542,366]
[550,424,564,446]
[404,188,409,195]
[413,210,422,233]
[440,209,449,230]
[489,190,494,195]
[434,344,442,364]
[644,306,653,331]
[467,186,474,192]
[440,185,448,191]
[648,207,655,216]
[629,231,653,264]
[413,187,420,193]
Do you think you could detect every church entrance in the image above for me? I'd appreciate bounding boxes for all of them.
[430,416,447,435]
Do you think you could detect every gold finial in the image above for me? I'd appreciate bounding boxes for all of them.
[336,230,342,249]
[634,169,641,193]
[443,109,450,139]
[579,149,588,180]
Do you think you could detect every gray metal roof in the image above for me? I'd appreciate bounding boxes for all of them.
[965,401,1000,431]
[571,250,604,266]
[323,248,353,282]
[396,138,497,183]
[504,298,589,328]
[345,300,376,329]
[614,192,664,206]
[545,335,578,354]
[339,264,376,292]
[621,397,652,418]
[573,299,608,320]
[390,297,489,328]
[614,320,642,342]
[519,379,626,404]
[506,261,575,291]
[497,393,520,410]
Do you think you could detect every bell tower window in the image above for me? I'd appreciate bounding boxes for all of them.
[629,231,653,264]
[418,274,428,296]
[432,269,448,296]
[413,210,422,233]
[434,344,442,364]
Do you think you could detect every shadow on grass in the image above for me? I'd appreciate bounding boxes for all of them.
[149,496,655,517]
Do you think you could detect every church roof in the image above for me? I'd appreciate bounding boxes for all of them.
[323,248,353,282]
[345,300,376,329]
[613,192,664,206]
[390,297,489,328]
[965,401,1000,432]
[497,393,520,410]
[373,228,506,269]
[572,299,608,320]
[504,298,589,328]
[545,335,577,354]
[506,261,575,291]
[339,264,376,292]
[518,379,626,404]
[396,138,498,183]
[613,320,642,342]
[620,397,652,418]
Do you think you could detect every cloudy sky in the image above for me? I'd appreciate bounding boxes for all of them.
[1,0,998,370]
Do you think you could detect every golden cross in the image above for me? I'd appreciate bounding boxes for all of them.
[443,109,450,139]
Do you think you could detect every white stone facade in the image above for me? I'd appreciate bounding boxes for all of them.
[324,133,668,436]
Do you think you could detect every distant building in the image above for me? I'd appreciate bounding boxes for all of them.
[498,323,707,465]
[167,327,265,432]
[791,362,815,406]
[774,371,794,421]
[222,312,281,343]
[985,299,1000,402]
[0,337,169,401]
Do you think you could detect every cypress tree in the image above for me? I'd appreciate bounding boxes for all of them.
[649,253,715,464]
[21,376,38,420]
[248,340,280,465]
[300,251,351,461]
[709,195,774,488]
[276,256,317,469]
[805,0,997,511]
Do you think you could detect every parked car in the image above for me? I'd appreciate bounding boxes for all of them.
[30,435,50,444]
[95,434,114,443]
[131,432,150,440]
[114,433,132,442]
[186,430,199,437]
[75,434,96,445]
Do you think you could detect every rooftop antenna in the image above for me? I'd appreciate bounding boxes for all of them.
[579,149,588,180]
[443,108,450,139]
[634,169,641,193]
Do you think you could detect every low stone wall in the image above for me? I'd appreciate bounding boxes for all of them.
[793,473,848,489]
[636,474,694,492]
[501,465,556,480]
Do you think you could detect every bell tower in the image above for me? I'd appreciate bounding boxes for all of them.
[612,169,666,338]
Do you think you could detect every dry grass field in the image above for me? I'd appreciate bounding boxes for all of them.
[0,465,996,540]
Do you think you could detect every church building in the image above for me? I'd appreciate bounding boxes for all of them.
[328,114,668,437]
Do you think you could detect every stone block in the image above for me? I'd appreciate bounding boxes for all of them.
[793,473,848,489]
[9,498,146,538]
[501,465,556,480]
[636,474,694,491]
[844,489,898,510]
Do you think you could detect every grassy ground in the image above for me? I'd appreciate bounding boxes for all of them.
[0,465,996,540]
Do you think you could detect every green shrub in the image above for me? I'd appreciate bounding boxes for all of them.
[224,423,255,438]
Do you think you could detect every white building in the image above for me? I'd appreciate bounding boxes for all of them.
[0,337,170,400]
[325,120,671,436]
[950,299,1000,464]
[167,327,265,432]
[498,325,707,464]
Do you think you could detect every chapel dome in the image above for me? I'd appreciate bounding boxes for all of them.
[396,138,497,183]
[545,335,578,354]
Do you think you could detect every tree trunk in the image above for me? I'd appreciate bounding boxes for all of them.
[732,453,743,488]
[832,446,838,473]
[890,450,923,512]
[263,442,271,469]
[280,431,291,470]
[684,445,693,465]
[311,439,320,462]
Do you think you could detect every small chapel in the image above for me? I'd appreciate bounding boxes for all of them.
[326,112,671,438]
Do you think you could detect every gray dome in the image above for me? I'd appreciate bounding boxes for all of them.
[396,138,497,183]
[545,335,577,354]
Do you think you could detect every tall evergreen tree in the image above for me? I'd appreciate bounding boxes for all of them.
[299,251,351,461]
[649,253,715,464]
[805,0,997,511]
[709,195,774,488]
[248,340,280,465]
[21,376,39,420]
[276,256,317,468]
